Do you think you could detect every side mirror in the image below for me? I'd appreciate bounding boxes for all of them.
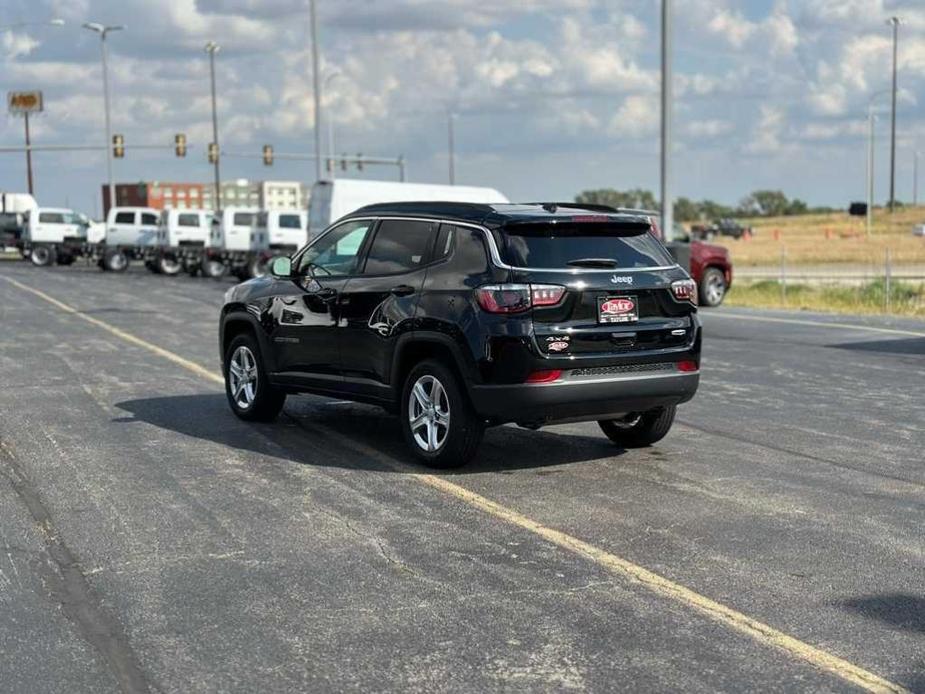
[270,256,293,278]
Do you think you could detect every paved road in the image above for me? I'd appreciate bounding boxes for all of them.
[0,261,923,693]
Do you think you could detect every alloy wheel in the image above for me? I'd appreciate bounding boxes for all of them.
[229,345,258,409]
[408,374,451,452]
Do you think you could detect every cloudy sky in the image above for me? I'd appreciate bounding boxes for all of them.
[2,0,925,215]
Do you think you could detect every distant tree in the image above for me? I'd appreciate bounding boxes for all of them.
[575,188,658,211]
[740,190,790,217]
[673,197,700,222]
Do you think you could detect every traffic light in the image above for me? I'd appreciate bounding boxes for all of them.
[175,133,187,157]
[262,144,273,166]
[112,134,124,158]
[356,153,363,171]
[208,142,218,164]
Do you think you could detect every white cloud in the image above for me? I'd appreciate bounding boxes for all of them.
[607,95,659,138]
[744,105,786,155]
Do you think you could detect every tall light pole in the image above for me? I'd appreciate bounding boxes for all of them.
[888,16,900,213]
[912,150,919,207]
[324,71,341,180]
[205,41,221,209]
[0,18,64,30]
[660,0,674,241]
[866,90,889,237]
[309,0,323,183]
[83,22,123,214]
[447,110,457,185]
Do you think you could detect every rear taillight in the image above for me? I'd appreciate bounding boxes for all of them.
[475,284,565,313]
[671,279,697,303]
[526,369,562,383]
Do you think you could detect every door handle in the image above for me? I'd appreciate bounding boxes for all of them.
[390,284,416,297]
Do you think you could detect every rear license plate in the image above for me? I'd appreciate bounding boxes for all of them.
[598,296,638,324]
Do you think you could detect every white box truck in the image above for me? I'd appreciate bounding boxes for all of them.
[201,208,268,280]
[151,209,213,276]
[307,179,509,237]
[20,207,88,266]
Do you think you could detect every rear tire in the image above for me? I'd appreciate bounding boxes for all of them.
[699,267,727,307]
[157,253,182,276]
[30,245,56,267]
[400,359,483,468]
[223,334,285,422]
[598,405,676,448]
[202,257,228,279]
[103,248,129,273]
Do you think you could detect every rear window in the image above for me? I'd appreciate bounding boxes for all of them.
[500,221,675,269]
[39,212,65,224]
[233,212,254,227]
[178,213,200,227]
[279,214,302,229]
[141,213,159,225]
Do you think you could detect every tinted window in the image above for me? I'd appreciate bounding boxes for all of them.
[363,220,436,275]
[141,213,158,225]
[178,213,200,227]
[39,212,65,224]
[279,214,301,229]
[114,212,135,224]
[298,220,373,277]
[500,222,675,269]
[233,212,254,226]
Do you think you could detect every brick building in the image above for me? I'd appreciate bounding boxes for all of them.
[103,182,206,215]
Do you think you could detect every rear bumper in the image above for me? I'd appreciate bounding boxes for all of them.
[469,370,699,426]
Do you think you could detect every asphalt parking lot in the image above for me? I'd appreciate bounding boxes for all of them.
[0,261,923,693]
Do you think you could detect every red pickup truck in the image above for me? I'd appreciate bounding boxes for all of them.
[615,209,734,307]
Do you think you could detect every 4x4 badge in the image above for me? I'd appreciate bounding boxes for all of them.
[611,275,633,284]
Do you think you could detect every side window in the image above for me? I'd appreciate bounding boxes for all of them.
[453,228,490,273]
[363,220,437,275]
[178,213,199,227]
[114,212,135,224]
[39,212,65,224]
[297,220,373,277]
[279,214,301,229]
[433,224,457,262]
[141,213,158,225]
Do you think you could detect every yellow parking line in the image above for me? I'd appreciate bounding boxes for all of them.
[3,274,908,694]
[705,311,925,338]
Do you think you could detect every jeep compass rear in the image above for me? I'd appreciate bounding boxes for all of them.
[219,202,700,468]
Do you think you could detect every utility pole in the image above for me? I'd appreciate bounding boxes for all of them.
[205,41,221,209]
[867,107,876,237]
[83,22,123,214]
[660,0,674,241]
[447,110,457,185]
[914,150,919,207]
[888,16,900,212]
[309,0,322,182]
[23,112,34,195]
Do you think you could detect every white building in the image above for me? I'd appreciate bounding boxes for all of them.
[259,180,305,210]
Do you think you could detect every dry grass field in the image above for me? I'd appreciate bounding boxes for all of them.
[707,206,925,267]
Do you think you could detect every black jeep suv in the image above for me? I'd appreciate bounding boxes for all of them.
[219,202,701,467]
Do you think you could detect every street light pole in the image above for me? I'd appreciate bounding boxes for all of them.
[24,112,33,195]
[866,90,889,237]
[309,0,323,183]
[660,0,674,242]
[447,110,456,185]
[324,71,341,180]
[915,150,920,207]
[205,41,221,209]
[83,22,123,215]
[888,16,900,213]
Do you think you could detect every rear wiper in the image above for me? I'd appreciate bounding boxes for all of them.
[566,258,619,268]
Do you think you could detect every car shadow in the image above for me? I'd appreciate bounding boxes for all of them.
[826,337,925,356]
[113,393,626,475]
[838,594,925,634]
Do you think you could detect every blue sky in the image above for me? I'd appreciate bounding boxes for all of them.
[2,0,924,216]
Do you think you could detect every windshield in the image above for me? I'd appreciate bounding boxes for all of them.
[500,222,676,269]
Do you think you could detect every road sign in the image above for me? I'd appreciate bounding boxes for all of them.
[8,91,44,115]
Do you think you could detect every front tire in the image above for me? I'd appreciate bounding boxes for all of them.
[30,245,56,267]
[223,334,285,422]
[103,248,129,273]
[400,359,483,468]
[699,267,727,307]
[157,253,182,276]
[598,405,676,448]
